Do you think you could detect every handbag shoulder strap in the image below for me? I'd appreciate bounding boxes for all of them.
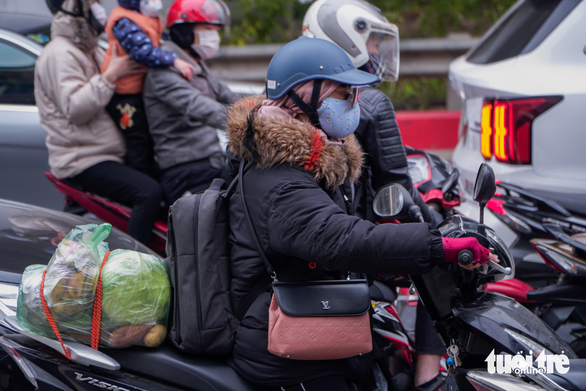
[238,160,276,279]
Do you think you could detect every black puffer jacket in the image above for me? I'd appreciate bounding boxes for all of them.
[353,87,441,225]
[225,96,444,387]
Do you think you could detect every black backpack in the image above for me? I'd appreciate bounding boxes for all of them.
[165,168,268,355]
[165,177,239,355]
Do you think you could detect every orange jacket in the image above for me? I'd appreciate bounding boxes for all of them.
[101,6,165,94]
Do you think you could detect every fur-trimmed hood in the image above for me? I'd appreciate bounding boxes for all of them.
[226,96,364,190]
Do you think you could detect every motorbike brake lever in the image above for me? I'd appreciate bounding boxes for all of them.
[487,258,512,275]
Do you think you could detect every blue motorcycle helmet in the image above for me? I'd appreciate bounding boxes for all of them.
[266,37,380,131]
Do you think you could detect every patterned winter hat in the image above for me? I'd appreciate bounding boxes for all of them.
[118,0,141,11]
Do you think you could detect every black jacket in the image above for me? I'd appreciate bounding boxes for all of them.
[225,96,444,387]
[353,87,441,225]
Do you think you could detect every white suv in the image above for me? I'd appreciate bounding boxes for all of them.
[449,0,586,213]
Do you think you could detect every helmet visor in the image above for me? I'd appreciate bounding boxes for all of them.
[201,0,231,28]
[366,28,399,82]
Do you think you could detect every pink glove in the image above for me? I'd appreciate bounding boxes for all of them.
[442,237,490,265]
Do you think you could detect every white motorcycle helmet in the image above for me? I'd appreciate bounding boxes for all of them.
[302,0,399,82]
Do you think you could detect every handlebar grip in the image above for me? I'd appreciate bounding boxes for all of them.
[457,250,474,266]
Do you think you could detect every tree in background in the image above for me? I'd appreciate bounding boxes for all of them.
[371,0,515,38]
[224,0,311,45]
[225,0,516,44]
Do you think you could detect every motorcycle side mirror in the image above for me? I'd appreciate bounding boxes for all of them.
[373,184,406,218]
[373,184,424,222]
[442,168,459,201]
[473,163,496,205]
[472,163,496,235]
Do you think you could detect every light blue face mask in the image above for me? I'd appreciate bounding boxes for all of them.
[317,96,361,139]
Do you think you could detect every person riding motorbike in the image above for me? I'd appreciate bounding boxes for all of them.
[302,1,445,388]
[35,0,163,245]
[303,0,441,225]
[143,0,236,206]
[225,36,495,391]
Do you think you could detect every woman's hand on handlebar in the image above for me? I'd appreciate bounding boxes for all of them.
[103,43,146,84]
[441,237,493,269]
[461,252,499,271]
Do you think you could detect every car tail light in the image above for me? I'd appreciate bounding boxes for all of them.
[480,96,562,164]
[480,103,493,159]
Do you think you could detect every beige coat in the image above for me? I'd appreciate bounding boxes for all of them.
[34,13,125,179]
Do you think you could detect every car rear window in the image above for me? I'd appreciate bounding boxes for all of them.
[466,0,580,64]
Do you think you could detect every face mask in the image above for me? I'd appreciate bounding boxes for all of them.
[317,96,361,139]
[139,0,163,18]
[89,3,107,34]
[191,30,221,60]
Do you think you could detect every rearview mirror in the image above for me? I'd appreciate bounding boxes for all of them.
[473,163,496,235]
[473,163,496,207]
[373,184,405,218]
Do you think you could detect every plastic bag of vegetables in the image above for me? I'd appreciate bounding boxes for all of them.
[16,223,170,349]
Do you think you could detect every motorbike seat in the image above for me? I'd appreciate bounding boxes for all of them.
[44,171,168,254]
[104,341,265,391]
[541,359,586,391]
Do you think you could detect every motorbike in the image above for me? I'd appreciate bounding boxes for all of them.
[2,163,581,391]
[372,163,584,390]
[527,224,586,358]
[474,183,586,351]
[407,152,586,358]
[486,182,586,288]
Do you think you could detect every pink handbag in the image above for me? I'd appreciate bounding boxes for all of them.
[267,280,373,360]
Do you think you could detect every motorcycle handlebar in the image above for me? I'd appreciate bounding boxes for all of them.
[457,250,474,266]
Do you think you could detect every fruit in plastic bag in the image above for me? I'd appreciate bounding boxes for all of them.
[16,223,171,349]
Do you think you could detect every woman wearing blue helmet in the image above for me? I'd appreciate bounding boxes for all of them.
[226,37,491,390]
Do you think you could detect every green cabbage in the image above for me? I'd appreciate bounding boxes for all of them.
[100,249,171,328]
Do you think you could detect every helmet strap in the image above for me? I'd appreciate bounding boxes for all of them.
[286,79,322,129]
[58,0,85,18]
[169,23,201,60]
[188,47,202,61]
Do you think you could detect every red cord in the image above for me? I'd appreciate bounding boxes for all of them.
[40,269,72,360]
[39,251,111,359]
[90,251,111,350]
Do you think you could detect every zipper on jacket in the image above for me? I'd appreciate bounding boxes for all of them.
[342,193,352,214]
